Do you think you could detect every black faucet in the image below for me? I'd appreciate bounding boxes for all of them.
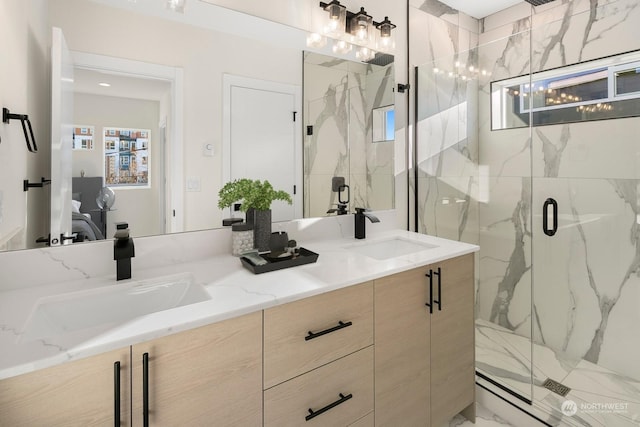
[114,222,135,281]
[354,208,380,239]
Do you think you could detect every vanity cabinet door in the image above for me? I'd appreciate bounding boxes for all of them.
[429,253,475,426]
[374,267,431,426]
[374,253,475,426]
[130,311,262,427]
[0,347,131,427]
[264,282,373,389]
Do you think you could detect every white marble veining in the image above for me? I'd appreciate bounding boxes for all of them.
[477,319,640,426]
[0,221,477,380]
[414,0,640,416]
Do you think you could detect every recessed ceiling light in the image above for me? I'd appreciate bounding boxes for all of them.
[98,82,111,87]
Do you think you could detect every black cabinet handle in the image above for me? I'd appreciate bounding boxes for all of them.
[433,267,442,311]
[425,270,434,313]
[305,321,353,341]
[114,362,121,427]
[143,353,149,427]
[543,198,558,236]
[305,393,353,421]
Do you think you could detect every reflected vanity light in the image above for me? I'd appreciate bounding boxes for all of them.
[166,0,185,13]
[306,33,327,48]
[355,46,375,61]
[98,82,111,87]
[333,40,352,54]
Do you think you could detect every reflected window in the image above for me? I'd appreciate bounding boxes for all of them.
[372,105,395,142]
[491,50,640,129]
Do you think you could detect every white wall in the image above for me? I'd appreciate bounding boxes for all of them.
[73,93,162,238]
[0,0,50,250]
[50,0,303,232]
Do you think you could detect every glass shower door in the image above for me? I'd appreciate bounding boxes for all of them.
[415,31,536,404]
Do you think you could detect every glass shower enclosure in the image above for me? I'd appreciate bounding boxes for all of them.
[415,2,640,426]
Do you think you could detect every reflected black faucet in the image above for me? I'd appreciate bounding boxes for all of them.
[114,222,135,281]
[354,208,380,239]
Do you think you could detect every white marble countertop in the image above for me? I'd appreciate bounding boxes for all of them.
[0,229,478,380]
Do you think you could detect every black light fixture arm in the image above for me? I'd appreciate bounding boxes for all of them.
[3,107,38,153]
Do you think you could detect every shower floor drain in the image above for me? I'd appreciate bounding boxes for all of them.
[542,378,571,397]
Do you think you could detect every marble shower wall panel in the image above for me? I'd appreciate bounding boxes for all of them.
[410,1,479,75]
[531,118,640,179]
[477,177,532,337]
[530,0,640,73]
[532,178,640,382]
[303,58,352,218]
[418,176,479,245]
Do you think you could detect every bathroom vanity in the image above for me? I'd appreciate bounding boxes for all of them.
[0,227,478,426]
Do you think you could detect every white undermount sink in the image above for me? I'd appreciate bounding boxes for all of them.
[345,237,438,260]
[21,273,210,342]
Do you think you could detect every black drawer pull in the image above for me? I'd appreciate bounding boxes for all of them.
[433,267,441,311]
[305,321,353,341]
[114,361,121,427]
[425,270,434,314]
[305,393,353,421]
[143,353,149,427]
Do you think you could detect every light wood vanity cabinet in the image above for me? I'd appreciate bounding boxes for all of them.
[131,311,262,426]
[374,253,475,427]
[0,311,262,427]
[263,283,374,427]
[1,251,476,426]
[0,347,131,427]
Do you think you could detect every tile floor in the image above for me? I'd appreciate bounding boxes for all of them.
[476,319,640,426]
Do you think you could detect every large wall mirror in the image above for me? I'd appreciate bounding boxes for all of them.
[0,0,395,253]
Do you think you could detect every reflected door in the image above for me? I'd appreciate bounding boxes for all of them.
[226,76,301,222]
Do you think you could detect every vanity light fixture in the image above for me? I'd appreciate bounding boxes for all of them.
[349,7,373,44]
[374,16,396,52]
[166,0,185,13]
[318,2,395,53]
[319,0,347,38]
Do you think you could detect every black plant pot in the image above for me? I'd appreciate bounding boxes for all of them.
[247,209,271,252]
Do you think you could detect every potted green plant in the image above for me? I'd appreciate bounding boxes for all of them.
[218,179,292,251]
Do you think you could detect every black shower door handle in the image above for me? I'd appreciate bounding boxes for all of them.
[543,198,558,236]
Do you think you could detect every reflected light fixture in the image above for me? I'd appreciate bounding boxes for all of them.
[98,82,111,87]
[306,32,327,48]
[166,0,185,13]
[333,40,352,54]
[355,46,375,62]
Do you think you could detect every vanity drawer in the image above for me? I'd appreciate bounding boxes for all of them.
[264,346,374,427]
[264,282,373,388]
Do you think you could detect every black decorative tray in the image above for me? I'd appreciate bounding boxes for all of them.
[240,247,319,274]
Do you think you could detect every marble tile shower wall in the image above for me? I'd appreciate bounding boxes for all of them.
[413,0,640,383]
[304,58,393,218]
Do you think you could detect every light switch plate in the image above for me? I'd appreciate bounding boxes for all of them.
[186,176,201,192]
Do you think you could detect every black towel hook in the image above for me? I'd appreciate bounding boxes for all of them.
[2,107,38,153]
